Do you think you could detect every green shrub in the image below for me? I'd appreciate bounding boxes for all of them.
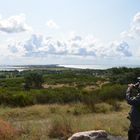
[99,84,127,101]
[48,116,73,140]
[35,87,82,104]
[24,72,44,89]
[94,103,112,113]
[72,104,90,115]
[0,90,35,107]
[12,92,34,107]
[0,83,127,107]
[0,78,24,91]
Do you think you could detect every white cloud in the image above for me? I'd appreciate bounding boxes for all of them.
[46,20,59,29]
[8,40,26,57]
[120,31,134,39]
[0,14,32,33]
[121,12,140,39]
[8,34,67,57]
[2,11,140,64]
[7,33,133,59]
[67,35,100,56]
[133,12,140,23]
[114,41,132,57]
[134,27,140,36]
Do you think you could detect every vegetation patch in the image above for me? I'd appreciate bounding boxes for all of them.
[48,115,73,140]
[0,118,17,140]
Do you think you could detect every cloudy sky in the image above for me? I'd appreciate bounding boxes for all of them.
[0,0,140,65]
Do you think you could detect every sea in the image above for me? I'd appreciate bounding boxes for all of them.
[0,64,140,71]
[59,64,113,70]
[0,66,28,71]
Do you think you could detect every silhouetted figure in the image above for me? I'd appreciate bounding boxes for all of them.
[126,83,140,140]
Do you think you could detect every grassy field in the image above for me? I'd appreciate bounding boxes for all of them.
[0,101,130,140]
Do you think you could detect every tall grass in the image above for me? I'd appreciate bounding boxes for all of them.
[0,102,130,140]
[48,115,73,140]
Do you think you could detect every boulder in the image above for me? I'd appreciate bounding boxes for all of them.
[68,130,109,140]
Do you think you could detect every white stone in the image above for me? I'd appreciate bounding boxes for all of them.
[68,130,108,140]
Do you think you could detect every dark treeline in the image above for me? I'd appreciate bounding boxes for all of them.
[108,67,140,84]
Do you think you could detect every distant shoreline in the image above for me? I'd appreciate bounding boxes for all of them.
[0,64,140,71]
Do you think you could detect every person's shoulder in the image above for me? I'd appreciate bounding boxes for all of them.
[137,93,140,97]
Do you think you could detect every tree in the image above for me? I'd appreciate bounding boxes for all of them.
[24,72,44,89]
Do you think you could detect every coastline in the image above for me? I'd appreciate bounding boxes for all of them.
[0,64,140,71]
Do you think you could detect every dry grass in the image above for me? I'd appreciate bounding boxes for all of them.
[71,112,129,136]
[43,84,72,89]
[0,118,17,140]
[48,116,73,140]
[43,80,108,92]
[0,101,130,140]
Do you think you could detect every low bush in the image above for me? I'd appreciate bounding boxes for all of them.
[0,80,127,107]
[98,84,127,101]
[72,104,90,115]
[94,103,112,113]
[35,87,82,104]
[12,92,35,107]
[48,115,73,140]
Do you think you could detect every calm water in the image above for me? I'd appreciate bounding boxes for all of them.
[58,64,113,69]
[59,64,140,69]
[0,66,29,71]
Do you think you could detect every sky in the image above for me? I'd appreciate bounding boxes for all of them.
[0,0,140,65]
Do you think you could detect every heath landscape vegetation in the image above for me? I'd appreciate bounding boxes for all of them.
[0,66,138,140]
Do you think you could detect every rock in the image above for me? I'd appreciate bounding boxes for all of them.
[108,135,127,140]
[68,130,109,140]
